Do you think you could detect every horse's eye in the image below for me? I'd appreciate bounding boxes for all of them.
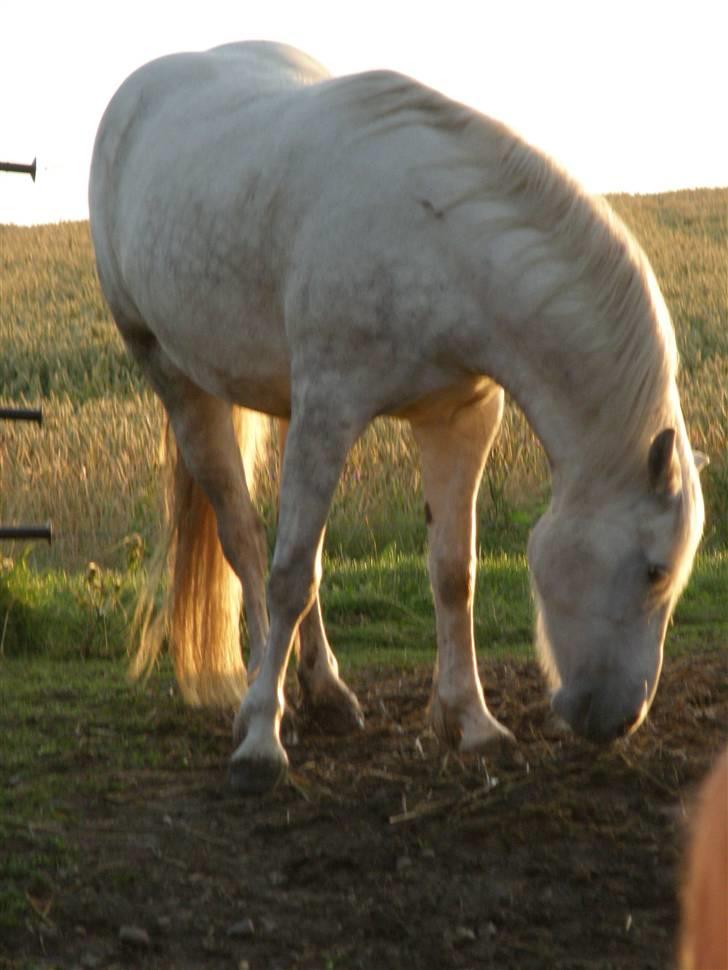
[647,564,668,585]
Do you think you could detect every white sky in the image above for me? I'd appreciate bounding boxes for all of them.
[1,0,726,225]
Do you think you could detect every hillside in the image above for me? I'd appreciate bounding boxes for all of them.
[0,188,726,569]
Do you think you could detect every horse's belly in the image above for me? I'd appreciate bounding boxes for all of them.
[152,304,293,417]
[186,351,292,418]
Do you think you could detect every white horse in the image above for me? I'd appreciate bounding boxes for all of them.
[89,41,706,793]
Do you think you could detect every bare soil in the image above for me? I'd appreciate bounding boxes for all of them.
[5,650,727,970]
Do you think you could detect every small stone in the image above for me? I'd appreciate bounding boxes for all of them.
[227,918,255,939]
[541,713,571,740]
[396,855,413,873]
[453,925,477,946]
[118,925,150,948]
[259,915,277,934]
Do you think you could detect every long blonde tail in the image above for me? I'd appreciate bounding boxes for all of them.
[130,406,268,708]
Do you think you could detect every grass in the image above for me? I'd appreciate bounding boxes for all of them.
[1,548,725,668]
[0,653,223,940]
[0,188,726,574]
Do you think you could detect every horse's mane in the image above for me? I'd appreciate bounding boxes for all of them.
[488,130,679,477]
[333,71,679,479]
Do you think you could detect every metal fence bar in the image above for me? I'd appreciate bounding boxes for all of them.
[1,401,51,545]
[0,407,42,424]
[0,158,36,181]
[0,525,52,543]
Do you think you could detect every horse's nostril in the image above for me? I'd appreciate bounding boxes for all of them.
[552,685,647,743]
[552,686,595,738]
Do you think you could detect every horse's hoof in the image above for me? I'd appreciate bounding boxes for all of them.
[299,679,365,735]
[228,751,289,795]
[461,725,523,767]
[460,720,515,749]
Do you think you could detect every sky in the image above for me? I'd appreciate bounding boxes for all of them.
[1,0,726,225]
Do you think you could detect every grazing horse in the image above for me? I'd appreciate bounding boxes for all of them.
[89,41,705,793]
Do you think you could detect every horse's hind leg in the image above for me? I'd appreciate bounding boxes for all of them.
[278,419,364,734]
[296,601,364,732]
[121,326,269,673]
[412,388,514,754]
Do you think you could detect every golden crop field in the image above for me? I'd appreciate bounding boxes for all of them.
[0,188,726,570]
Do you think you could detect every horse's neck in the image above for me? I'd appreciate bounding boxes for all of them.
[448,158,677,501]
[495,342,600,494]
[484,293,675,502]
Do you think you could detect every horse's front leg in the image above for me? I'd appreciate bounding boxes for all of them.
[230,391,365,793]
[412,389,515,755]
[277,419,364,734]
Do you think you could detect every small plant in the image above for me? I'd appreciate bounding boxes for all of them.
[76,535,144,656]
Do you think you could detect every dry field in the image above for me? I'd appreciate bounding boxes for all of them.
[0,189,726,570]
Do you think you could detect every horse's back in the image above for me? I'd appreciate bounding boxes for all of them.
[89,42,503,416]
[90,42,327,256]
[89,43,330,355]
[96,40,329,132]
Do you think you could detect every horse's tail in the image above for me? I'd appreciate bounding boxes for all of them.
[130,406,268,709]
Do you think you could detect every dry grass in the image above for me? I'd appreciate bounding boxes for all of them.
[0,188,725,570]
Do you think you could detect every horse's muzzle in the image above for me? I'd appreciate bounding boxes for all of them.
[551,683,650,743]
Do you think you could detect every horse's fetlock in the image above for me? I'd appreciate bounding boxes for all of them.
[428,688,463,749]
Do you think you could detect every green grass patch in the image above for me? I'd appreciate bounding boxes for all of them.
[0,557,140,660]
[669,548,728,652]
[0,550,725,666]
[0,654,226,936]
[324,550,534,670]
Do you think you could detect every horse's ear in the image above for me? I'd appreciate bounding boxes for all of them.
[693,450,709,474]
[648,428,679,495]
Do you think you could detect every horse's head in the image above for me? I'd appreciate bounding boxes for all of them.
[527,427,705,743]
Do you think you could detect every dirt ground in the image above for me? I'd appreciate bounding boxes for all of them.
[5,649,727,970]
